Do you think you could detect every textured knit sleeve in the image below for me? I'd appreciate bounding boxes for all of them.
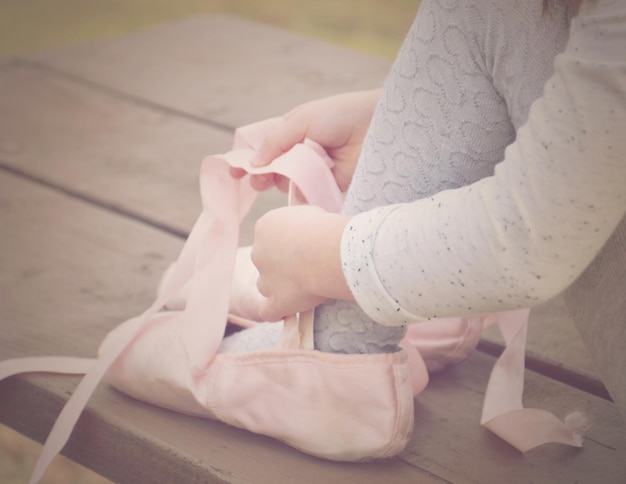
[341,0,626,326]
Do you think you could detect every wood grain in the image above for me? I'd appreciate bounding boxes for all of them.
[0,171,182,358]
[405,350,626,484]
[24,15,391,128]
[0,63,285,245]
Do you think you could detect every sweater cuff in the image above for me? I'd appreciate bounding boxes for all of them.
[341,205,428,326]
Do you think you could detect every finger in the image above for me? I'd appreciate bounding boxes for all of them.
[258,297,284,323]
[254,276,284,322]
[255,112,311,166]
[229,166,247,179]
[249,173,276,191]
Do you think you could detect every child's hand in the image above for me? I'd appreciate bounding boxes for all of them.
[230,89,381,193]
[251,205,354,322]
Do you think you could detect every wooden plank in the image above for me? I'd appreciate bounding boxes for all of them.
[0,172,436,484]
[0,63,285,246]
[23,14,391,128]
[0,171,182,359]
[405,351,626,484]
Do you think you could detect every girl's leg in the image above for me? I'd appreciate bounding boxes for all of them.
[314,0,572,353]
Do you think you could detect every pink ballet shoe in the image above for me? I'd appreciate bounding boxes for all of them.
[101,311,423,461]
[98,118,427,461]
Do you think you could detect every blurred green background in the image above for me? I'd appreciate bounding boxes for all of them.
[0,0,420,59]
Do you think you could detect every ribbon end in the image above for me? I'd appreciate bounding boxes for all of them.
[565,411,589,447]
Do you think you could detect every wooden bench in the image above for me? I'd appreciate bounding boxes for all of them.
[1,15,624,483]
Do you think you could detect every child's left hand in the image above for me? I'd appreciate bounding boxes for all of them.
[251,205,354,322]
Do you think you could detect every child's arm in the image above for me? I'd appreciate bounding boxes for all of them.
[251,0,626,324]
[341,0,626,325]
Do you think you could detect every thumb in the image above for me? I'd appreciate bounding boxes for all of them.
[255,113,311,166]
[258,296,284,323]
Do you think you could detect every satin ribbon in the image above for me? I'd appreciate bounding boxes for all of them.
[0,118,582,483]
[480,309,584,451]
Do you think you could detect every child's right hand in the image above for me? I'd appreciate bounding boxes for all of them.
[230,89,381,192]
